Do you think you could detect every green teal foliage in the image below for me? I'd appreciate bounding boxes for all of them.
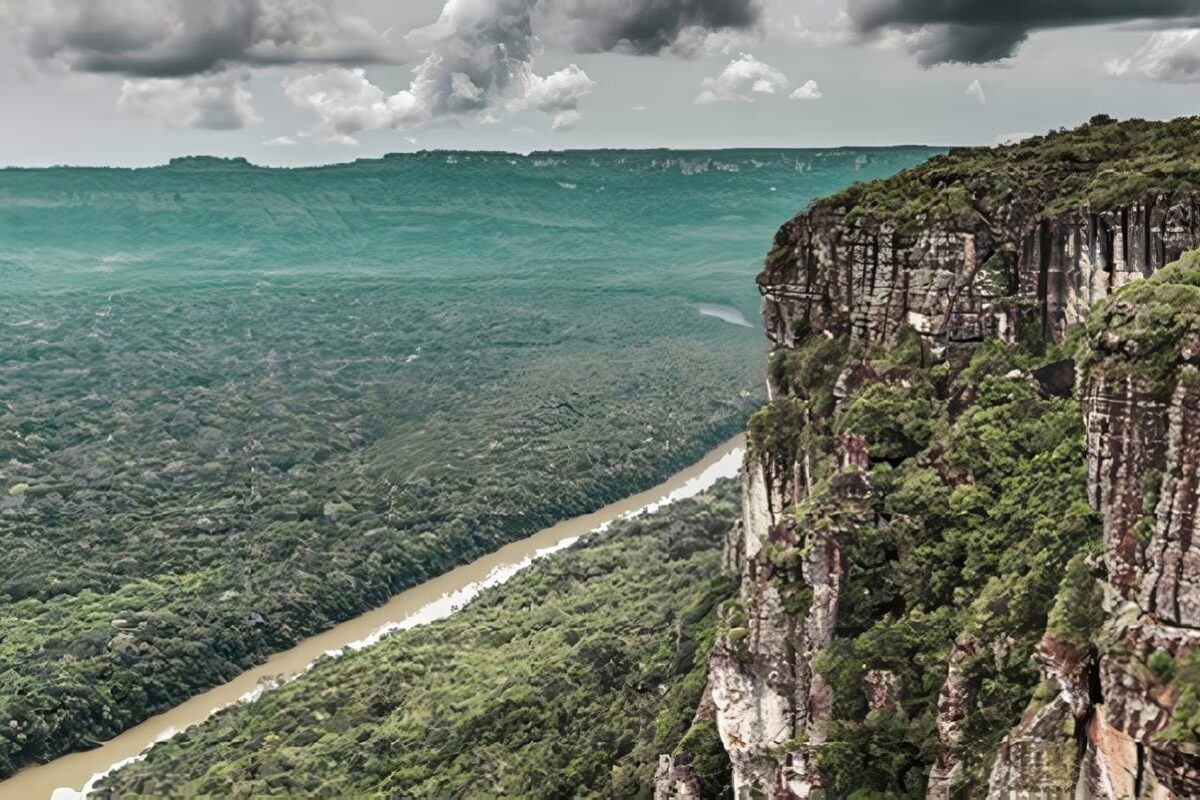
[827,115,1200,233]
[768,335,849,416]
[0,329,758,779]
[1080,249,1200,396]
[750,336,851,503]
[835,377,938,462]
[1160,651,1200,745]
[748,397,809,473]
[814,342,1101,796]
[1150,650,1179,685]
[673,719,733,798]
[1046,546,1106,647]
[93,484,739,798]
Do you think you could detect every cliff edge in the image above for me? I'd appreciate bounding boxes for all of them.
[660,115,1200,798]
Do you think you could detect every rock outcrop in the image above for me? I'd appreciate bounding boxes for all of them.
[759,195,1200,361]
[985,257,1200,799]
[676,117,1200,798]
[654,755,703,800]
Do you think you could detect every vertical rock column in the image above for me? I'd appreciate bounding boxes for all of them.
[707,432,869,798]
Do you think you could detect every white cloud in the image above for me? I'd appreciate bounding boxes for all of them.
[512,64,596,117]
[118,71,259,129]
[632,105,647,111]
[667,25,756,57]
[6,0,766,138]
[550,109,582,130]
[780,10,856,47]
[695,54,789,104]
[1106,29,1200,82]
[283,59,594,143]
[263,135,297,146]
[1103,57,1131,76]
[789,80,823,100]
[282,67,419,144]
[965,79,986,103]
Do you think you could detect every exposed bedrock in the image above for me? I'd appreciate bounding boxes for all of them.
[663,118,1200,797]
[759,196,1200,362]
[716,199,1200,797]
[707,435,869,797]
[987,259,1200,797]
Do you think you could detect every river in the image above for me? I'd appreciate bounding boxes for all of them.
[0,436,745,800]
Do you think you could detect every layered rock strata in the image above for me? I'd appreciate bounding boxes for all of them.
[987,262,1200,799]
[687,131,1200,796]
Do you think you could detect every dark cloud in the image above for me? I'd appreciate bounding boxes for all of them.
[7,0,765,137]
[8,0,397,78]
[540,0,762,55]
[846,0,1200,65]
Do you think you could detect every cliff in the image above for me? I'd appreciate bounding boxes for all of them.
[660,115,1200,798]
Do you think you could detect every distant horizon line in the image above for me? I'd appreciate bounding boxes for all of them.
[0,143,961,171]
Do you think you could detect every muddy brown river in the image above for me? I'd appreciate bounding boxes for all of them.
[0,436,745,799]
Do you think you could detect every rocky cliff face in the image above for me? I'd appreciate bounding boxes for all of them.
[759,195,1199,361]
[669,117,1200,799]
[1004,259,1200,799]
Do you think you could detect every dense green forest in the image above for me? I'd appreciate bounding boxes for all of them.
[95,483,739,798]
[0,146,938,776]
[0,310,751,776]
[768,333,1101,793]
[828,114,1200,230]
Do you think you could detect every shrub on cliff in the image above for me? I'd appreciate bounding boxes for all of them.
[1080,248,1200,395]
[814,341,1101,796]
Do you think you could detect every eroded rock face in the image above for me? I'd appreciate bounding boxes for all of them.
[982,634,1091,799]
[707,434,869,798]
[927,634,981,799]
[987,267,1200,797]
[759,196,1200,361]
[653,755,702,800]
[687,182,1200,797]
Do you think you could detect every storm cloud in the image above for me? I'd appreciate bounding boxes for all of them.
[846,0,1200,65]
[1107,28,1200,82]
[537,0,762,55]
[4,0,397,77]
[279,0,763,138]
[4,0,765,136]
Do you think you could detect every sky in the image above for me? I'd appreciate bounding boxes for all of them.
[2,0,1200,166]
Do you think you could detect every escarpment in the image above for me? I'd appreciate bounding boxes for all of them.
[658,116,1200,798]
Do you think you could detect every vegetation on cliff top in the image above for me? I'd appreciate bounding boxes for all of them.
[1080,248,1200,395]
[824,114,1200,230]
[95,483,739,798]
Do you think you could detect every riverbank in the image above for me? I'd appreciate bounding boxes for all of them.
[0,435,744,800]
